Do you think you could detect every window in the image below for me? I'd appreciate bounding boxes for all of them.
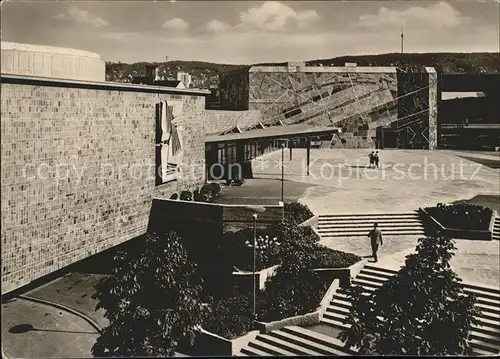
[155,101,184,185]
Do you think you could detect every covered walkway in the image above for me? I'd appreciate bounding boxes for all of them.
[205,124,340,181]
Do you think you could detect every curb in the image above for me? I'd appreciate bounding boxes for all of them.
[17,294,102,333]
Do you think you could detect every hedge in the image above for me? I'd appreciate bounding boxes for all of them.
[426,203,492,230]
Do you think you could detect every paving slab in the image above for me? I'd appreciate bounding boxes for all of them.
[2,297,98,358]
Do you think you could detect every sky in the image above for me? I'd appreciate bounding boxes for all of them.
[1,0,499,64]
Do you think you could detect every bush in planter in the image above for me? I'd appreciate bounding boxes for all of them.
[180,190,193,201]
[339,236,480,355]
[426,203,492,230]
[257,244,328,322]
[271,215,319,251]
[202,295,256,340]
[91,232,206,357]
[310,246,361,268]
[284,202,314,224]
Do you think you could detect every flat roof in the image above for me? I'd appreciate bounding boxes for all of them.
[0,74,210,96]
[205,123,340,143]
[249,66,397,73]
[1,41,102,60]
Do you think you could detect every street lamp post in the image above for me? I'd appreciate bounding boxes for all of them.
[281,142,285,203]
[252,213,257,319]
[245,205,266,320]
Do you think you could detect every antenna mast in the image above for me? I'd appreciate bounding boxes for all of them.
[401,25,404,54]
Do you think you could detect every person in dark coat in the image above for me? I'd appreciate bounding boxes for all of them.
[368,223,383,262]
[374,151,380,168]
[369,151,375,168]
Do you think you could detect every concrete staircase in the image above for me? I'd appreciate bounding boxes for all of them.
[321,264,500,356]
[317,212,425,238]
[493,217,500,241]
[239,326,356,356]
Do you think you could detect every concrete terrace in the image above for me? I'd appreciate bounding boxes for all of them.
[251,149,500,214]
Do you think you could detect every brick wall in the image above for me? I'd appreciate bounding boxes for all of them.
[0,79,208,294]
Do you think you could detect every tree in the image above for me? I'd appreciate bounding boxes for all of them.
[339,236,480,356]
[91,232,206,357]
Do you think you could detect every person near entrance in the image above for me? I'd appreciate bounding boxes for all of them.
[368,223,383,262]
[369,151,375,168]
[374,151,380,168]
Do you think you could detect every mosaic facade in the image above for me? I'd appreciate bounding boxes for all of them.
[219,65,438,149]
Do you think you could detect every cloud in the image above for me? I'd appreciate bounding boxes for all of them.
[357,1,467,28]
[161,18,189,31]
[238,1,319,31]
[205,20,231,33]
[54,6,109,28]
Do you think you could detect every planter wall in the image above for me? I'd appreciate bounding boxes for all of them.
[298,215,319,229]
[231,265,279,295]
[255,308,321,334]
[419,208,493,240]
[254,275,342,334]
[149,198,284,237]
[313,258,368,287]
[193,328,259,356]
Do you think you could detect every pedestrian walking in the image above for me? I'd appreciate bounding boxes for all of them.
[369,151,374,168]
[368,223,383,262]
[374,151,380,168]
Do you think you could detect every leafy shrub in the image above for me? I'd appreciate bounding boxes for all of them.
[310,246,361,268]
[92,232,206,357]
[426,203,492,230]
[339,236,480,355]
[180,190,193,201]
[202,295,256,340]
[219,229,280,272]
[284,202,314,224]
[258,252,328,322]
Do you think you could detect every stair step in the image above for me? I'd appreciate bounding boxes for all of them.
[363,265,398,275]
[320,316,351,330]
[469,334,500,351]
[356,273,390,284]
[475,302,500,316]
[471,322,500,336]
[359,267,397,279]
[462,283,500,297]
[318,219,421,225]
[319,213,418,219]
[473,295,500,308]
[318,226,424,233]
[257,333,323,356]
[476,316,500,330]
[326,304,350,315]
[469,339,500,355]
[241,346,272,356]
[281,326,357,354]
[269,330,349,356]
[248,339,296,356]
[351,278,381,289]
[472,346,500,356]
[318,224,424,230]
[319,231,425,237]
[330,297,351,309]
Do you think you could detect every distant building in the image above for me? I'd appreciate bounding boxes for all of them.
[177,71,192,88]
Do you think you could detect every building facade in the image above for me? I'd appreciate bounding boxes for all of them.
[218,63,438,149]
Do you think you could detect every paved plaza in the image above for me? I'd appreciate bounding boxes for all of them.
[252,149,499,214]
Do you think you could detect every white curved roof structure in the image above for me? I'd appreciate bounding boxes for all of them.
[1,41,105,82]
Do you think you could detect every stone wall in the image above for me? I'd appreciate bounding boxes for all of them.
[0,78,209,293]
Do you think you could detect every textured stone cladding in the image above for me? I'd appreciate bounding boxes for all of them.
[203,110,262,134]
[427,69,438,149]
[0,83,207,293]
[247,71,398,147]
